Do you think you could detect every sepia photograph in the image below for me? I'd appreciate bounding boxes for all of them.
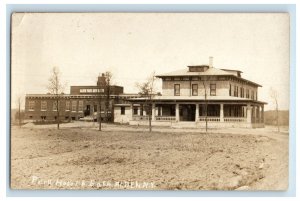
[10,12,289,191]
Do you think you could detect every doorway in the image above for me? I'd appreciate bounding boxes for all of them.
[84,105,91,116]
[180,104,195,121]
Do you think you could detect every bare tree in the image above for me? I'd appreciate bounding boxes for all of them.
[269,87,280,132]
[97,71,113,131]
[15,95,24,127]
[136,72,157,132]
[202,76,209,133]
[98,96,102,131]
[104,71,113,122]
[47,67,65,129]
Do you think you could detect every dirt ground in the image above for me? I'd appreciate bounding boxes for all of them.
[10,122,289,190]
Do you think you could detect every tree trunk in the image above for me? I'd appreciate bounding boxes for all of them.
[99,102,102,131]
[56,99,60,129]
[18,101,21,128]
[149,104,152,132]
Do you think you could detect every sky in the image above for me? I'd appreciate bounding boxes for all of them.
[11,13,289,110]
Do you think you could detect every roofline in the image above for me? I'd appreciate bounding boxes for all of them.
[70,85,123,88]
[155,74,262,87]
[128,98,267,105]
[220,68,243,73]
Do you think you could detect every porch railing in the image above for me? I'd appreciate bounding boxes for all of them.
[155,116,176,121]
[198,116,220,122]
[198,116,247,122]
[132,115,150,121]
[224,117,247,122]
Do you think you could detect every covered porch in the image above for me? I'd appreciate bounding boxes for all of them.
[128,99,266,128]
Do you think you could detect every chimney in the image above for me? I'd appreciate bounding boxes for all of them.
[209,56,213,68]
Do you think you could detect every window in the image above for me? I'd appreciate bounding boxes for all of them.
[53,101,57,111]
[251,91,254,100]
[246,89,249,98]
[210,84,216,96]
[41,101,47,111]
[229,84,232,96]
[133,107,138,115]
[78,101,83,112]
[255,91,257,100]
[121,106,125,115]
[234,86,238,97]
[192,84,198,96]
[240,87,244,98]
[72,101,77,112]
[94,105,98,112]
[66,101,70,111]
[41,116,46,120]
[79,89,87,93]
[29,101,35,111]
[174,84,180,96]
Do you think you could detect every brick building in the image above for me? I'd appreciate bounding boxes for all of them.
[24,74,139,122]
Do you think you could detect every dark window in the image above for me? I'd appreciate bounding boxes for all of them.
[133,107,138,115]
[65,116,69,120]
[246,89,249,98]
[234,86,239,97]
[251,91,254,100]
[240,87,244,98]
[94,105,97,112]
[229,84,231,96]
[71,117,76,120]
[192,84,198,96]
[210,84,216,96]
[121,106,125,115]
[174,84,180,96]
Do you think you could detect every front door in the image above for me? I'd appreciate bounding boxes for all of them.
[84,105,91,116]
[180,104,195,121]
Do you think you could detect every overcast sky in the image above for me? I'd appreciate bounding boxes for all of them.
[11,13,289,110]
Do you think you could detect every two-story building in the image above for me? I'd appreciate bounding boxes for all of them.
[114,58,266,128]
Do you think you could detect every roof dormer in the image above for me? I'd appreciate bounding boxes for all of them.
[188,65,209,72]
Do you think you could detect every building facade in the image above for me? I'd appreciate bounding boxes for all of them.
[115,58,267,128]
[24,74,139,122]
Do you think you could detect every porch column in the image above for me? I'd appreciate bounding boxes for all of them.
[253,105,257,123]
[195,104,199,122]
[246,104,252,123]
[137,105,140,116]
[261,105,264,123]
[258,106,260,123]
[152,103,156,121]
[175,103,179,122]
[220,103,224,122]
